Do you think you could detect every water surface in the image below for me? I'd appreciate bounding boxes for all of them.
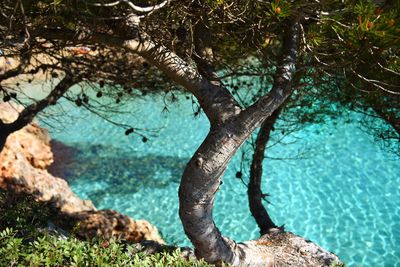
[43,95,400,267]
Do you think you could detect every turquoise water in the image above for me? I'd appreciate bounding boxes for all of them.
[43,94,400,267]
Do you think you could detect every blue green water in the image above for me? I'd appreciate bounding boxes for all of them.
[43,94,400,267]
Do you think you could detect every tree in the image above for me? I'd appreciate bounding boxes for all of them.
[236,0,400,235]
[0,21,172,152]
[1,0,399,265]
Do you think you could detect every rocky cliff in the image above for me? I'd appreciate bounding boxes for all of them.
[0,102,164,244]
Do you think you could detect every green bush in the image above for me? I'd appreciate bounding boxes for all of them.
[0,190,55,233]
[0,227,215,266]
[0,190,217,266]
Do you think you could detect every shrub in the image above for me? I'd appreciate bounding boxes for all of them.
[0,190,217,266]
[0,227,215,266]
[0,190,55,233]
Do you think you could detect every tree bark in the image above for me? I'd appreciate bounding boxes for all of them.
[0,122,10,152]
[178,20,301,266]
[248,107,282,236]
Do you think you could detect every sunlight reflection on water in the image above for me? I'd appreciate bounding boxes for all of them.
[43,95,400,267]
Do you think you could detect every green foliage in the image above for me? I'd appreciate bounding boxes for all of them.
[0,228,23,265]
[0,228,215,266]
[0,190,218,266]
[0,190,55,233]
[330,261,346,267]
[205,0,224,8]
[266,0,292,20]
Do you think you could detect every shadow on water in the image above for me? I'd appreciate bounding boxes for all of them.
[49,140,188,205]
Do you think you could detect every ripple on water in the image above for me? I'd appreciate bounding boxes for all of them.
[44,95,400,266]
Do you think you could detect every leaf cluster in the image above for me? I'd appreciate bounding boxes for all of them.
[0,190,56,234]
[0,228,215,266]
[0,190,218,266]
[1,0,398,151]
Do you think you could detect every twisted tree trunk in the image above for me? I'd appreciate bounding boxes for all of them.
[248,107,282,236]
[178,20,301,265]
[0,125,9,152]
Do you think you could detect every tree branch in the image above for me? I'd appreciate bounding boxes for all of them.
[122,37,242,124]
[36,27,241,125]
[1,74,78,136]
[248,107,282,235]
[91,0,169,13]
[240,18,300,127]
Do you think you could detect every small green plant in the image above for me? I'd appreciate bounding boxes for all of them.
[330,261,346,267]
[0,190,55,233]
[0,228,215,266]
[0,227,23,265]
[0,190,221,266]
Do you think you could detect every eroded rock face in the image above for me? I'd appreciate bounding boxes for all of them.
[0,102,164,244]
[0,103,94,213]
[0,104,53,169]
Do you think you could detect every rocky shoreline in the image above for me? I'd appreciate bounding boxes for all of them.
[0,102,164,244]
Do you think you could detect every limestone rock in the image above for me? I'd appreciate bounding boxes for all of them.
[0,103,94,213]
[0,102,164,244]
[234,228,342,267]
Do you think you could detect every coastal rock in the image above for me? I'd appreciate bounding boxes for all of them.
[0,102,164,244]
[60,210,164,244]
[0,103,94,213]
[0,104,53,169]
[190,228,342,267]
[244,228,342,266]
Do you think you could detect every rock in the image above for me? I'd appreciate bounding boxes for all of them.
[0,103,53,169]
[235,228,342,267]
[0,103,94,213]
[58,210,164,244]
[0,102,164,244]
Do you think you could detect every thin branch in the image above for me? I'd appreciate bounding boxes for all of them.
[377,62,400,77]
[242,18,301,126]
[0,74,78,139]
[350,68,400,95]
[91,0,169,13]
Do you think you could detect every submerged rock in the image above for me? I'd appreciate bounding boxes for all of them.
[0,102,164,244]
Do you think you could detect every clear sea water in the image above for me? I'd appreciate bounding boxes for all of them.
[42,93,400,267]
